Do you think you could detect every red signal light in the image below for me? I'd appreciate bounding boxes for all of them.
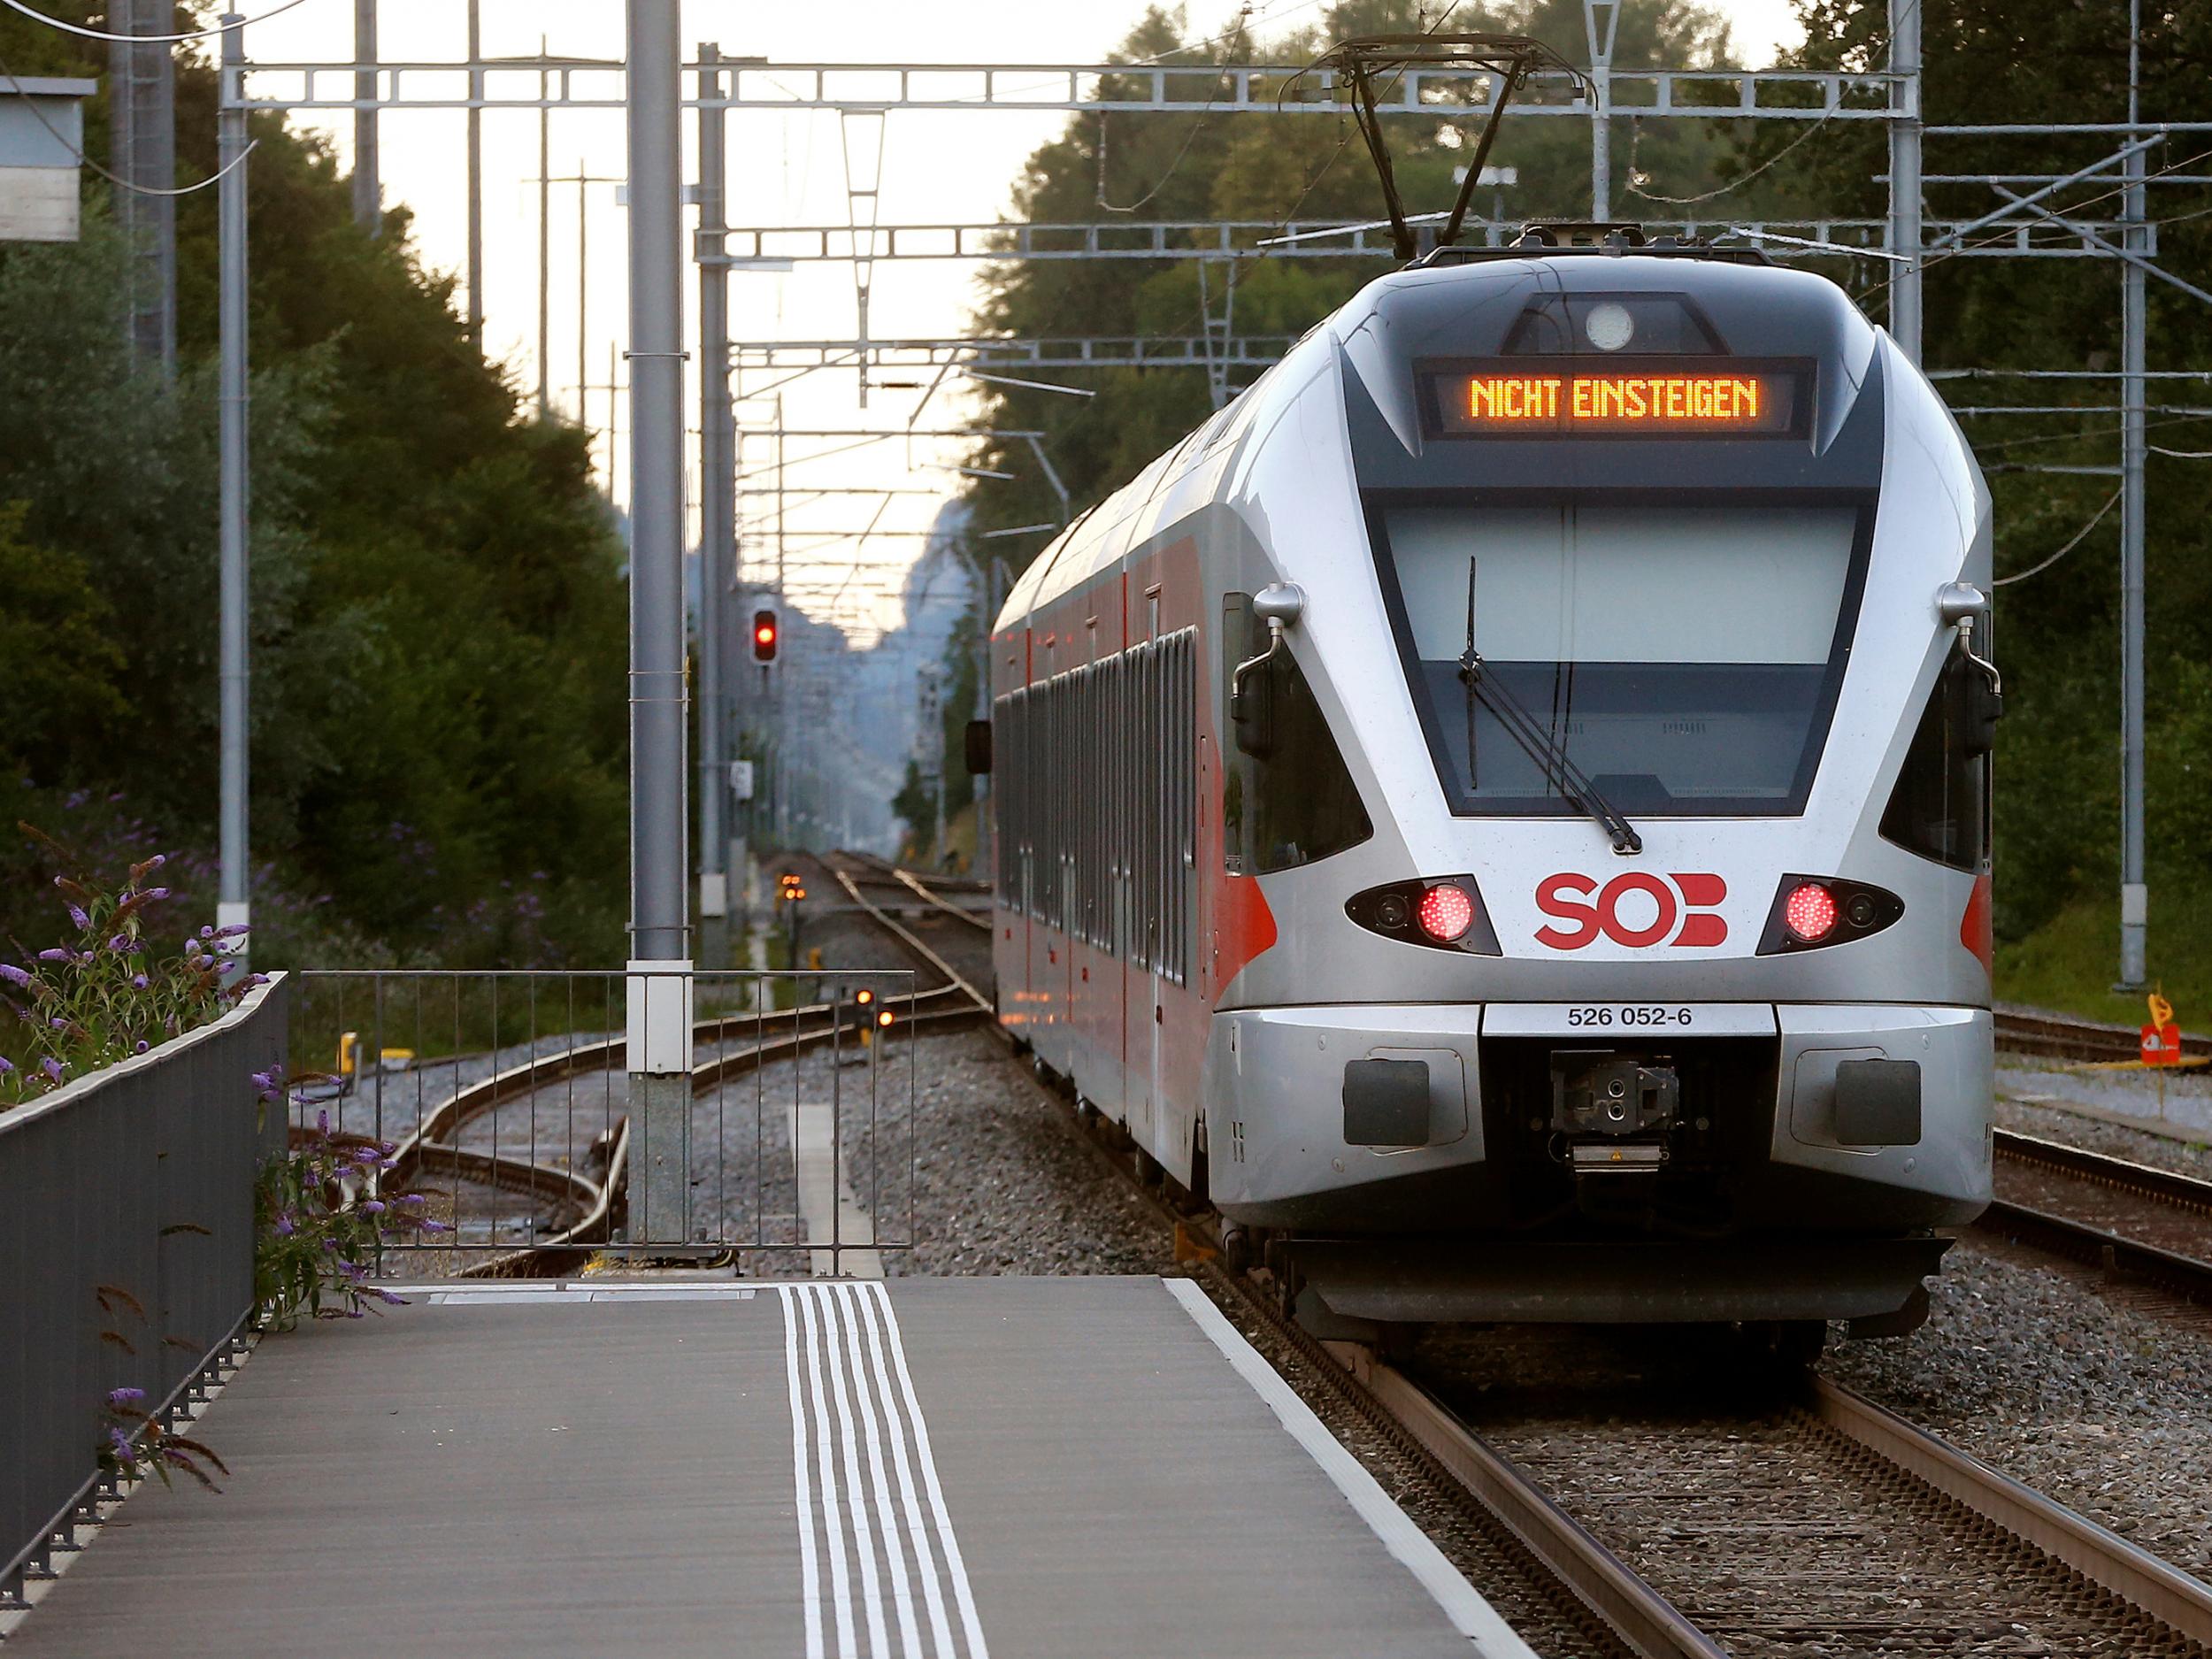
[1417,883,1475,943]
[1783,881,1838,942]
[751,608,780,663]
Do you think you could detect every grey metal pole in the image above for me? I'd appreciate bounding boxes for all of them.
[465,0,482,346]
[1886,0,1923,364]
[351,0,378,235]
[536,42,550,420]
[577,157,588,419]
[2118,0,2148,987]
[218,13,251,971]
[625,0,693,1246]
[1584,1,1618,222]
[696,44,732,922]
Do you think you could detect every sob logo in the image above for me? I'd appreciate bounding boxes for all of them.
[1535,872,1729,949]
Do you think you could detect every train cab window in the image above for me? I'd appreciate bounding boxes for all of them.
[1222,594,1373,875]
[1879,642,1996,872]
[1369,502,1866,818]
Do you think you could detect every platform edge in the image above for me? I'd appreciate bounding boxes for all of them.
[1158,1277,1537,1659]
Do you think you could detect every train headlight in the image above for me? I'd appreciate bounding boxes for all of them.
[1757,875,1903,955]
[1417,883,1476,943]
[1783,882,1838,942]
[1346,877,1501,956]
[1585,299,1635,351]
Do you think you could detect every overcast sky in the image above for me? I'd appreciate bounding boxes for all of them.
[235,0,1808,641]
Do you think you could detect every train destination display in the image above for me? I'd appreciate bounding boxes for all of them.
[1423,360,1808,437]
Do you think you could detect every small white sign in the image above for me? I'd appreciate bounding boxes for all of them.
[730,759,755,801]
[1481,1003,1778,1038]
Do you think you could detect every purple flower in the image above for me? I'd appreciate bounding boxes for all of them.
[131,973,148,990]
[108,934,130,952]
[36,948,70,963]
[142,887,167,902]
[0,1056,12,1075]
[198,926,214,941]
[42,1057,63,1081]
[133,1040,149,1054]
[107,1426,137,1465]
[315,1109,331,1135]
[371,1287,407,1306]
[360,1199,386,1215]
[106,1386,146,1407]
[213,924,249,940]
[351,1146,382,1166]
[419,1219,452,1234]
[250,1069,273,1091]
[67,904,89,931]
[274,1212,296,1236]
[50,1017,65,1030]
[0,964,27,987]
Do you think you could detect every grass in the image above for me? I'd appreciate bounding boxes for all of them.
[1996,886,2212,1029]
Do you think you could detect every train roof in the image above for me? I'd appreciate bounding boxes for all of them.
[996,244,1880,629]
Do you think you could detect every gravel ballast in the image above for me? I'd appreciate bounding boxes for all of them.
[1824,1239,2212,1582]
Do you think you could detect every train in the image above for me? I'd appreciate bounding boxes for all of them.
[973,225,2000,1347]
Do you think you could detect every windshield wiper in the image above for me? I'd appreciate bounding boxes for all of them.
[1458,556,1642,856]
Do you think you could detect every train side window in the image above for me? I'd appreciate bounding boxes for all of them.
[1879,643,1995,872]
[1221,594,1374,876]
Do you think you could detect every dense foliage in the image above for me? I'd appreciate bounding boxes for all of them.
[0,4,628,968]
[938,0,2212,1018]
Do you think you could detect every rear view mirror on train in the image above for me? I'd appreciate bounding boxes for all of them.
[964,719,992,774]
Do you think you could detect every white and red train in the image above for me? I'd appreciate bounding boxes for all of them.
[977,230,2000,1341]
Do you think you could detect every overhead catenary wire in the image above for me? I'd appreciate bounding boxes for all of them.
[1993,489,2121,586]
[0,0,312,42]
[1628,108,1841,206]
[0,58,257,196]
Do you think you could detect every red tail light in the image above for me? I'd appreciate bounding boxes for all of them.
[1417,883,1475,943]
[1783,881,1838,942]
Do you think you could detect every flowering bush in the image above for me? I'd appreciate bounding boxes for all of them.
[0,830,268,1108]
[90,1286,229,1494]
[253,1069,448,1329]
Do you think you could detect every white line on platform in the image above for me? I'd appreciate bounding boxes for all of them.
[1162,1278,1539,1659]
[778,1282,990,1659]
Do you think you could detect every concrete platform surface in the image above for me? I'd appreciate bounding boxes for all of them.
[11,1276,1531,1658]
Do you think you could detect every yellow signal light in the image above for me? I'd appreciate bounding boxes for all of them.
[855,987,875,1006]
[875,1010,894,1029]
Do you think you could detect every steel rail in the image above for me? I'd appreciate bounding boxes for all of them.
[1809,1376,2212,1643]
[1995,1128,2212,1215]
[841,849,995,934]
[1975,1195,2212,1306]
[825,858,994,1011]
[1996,1007,2210,1064]
[1327,1342,1724,1659]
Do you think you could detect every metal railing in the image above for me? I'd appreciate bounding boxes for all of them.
[286,970,935,1276]
[1,976,288,1609]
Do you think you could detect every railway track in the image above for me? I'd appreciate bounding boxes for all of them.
[1029,1077,2212,1657]
[1983,1127,2212,1309]
[349,852,997,1273]
[1996,1005,2211,1064]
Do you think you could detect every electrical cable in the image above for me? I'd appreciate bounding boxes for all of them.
[1628,107,1840,205]
[1993,488,2119,586]
[0,57,256,196]
[0,0,313,44]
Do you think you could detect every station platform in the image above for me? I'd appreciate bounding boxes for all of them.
[10,1276,1531,1658]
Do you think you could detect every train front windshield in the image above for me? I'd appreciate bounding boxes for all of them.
[1371,503,1864,818]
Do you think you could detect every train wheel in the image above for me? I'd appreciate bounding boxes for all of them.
[1218,1225,1253,1276]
